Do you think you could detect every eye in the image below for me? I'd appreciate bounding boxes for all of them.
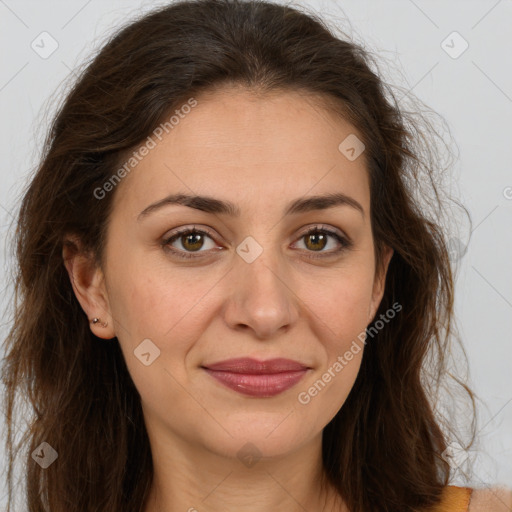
[292,225,352,259]
[161,224,352,260]
[162,226,219,259]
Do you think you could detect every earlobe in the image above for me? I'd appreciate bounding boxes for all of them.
[62,236,115,339]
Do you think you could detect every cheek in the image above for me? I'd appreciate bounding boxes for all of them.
[108,252,202,338]
[303,266,375,335]
[109,259,220,396]
[298,284,369,423]
[299,266,373,402]
[109,265,207,413]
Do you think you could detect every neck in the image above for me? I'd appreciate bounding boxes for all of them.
[142,428,344,512]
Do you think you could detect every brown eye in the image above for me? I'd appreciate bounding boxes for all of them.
[162,227,219,259]
[294,226,352,259]
[162,225,352,261]
[180,231,205,251]
[303,232,328,251]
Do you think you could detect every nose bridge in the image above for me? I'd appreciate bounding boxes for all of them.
[225,232,298,337]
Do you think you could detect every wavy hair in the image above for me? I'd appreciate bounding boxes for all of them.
[1,1,475,511]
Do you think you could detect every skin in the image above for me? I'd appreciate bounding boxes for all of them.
[63,85,394,512]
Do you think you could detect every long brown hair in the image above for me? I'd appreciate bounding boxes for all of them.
[1,1,476,511]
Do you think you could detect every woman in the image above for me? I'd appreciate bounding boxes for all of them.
[2,0,510,511]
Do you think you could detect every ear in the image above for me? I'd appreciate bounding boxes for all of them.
[368,244,394,324]
[62,234,116,339]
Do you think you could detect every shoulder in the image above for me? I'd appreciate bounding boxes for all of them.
[468,486,512,512]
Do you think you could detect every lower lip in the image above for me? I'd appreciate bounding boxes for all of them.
[203,369,309,397]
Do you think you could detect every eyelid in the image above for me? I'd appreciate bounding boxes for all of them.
[296,223,347,240]
[162,225,218,243]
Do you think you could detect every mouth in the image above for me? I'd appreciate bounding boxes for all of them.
[202,357,311,397]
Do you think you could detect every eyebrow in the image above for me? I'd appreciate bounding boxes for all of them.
[137,191,365,221]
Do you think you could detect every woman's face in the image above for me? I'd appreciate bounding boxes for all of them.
[77,86,392,460]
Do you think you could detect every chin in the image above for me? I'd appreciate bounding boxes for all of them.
[196,417,316,462]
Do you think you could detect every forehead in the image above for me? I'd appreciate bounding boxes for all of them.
[111,86,370,218]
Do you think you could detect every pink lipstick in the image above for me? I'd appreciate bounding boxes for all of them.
[202,357,310,397]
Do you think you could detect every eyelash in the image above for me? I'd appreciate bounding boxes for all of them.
[161,225,352,260]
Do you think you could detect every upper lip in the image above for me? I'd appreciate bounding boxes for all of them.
[202,357,310,374]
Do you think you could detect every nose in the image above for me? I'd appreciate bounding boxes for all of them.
[222,245,299,340]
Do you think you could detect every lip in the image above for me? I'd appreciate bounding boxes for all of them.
[204,357,309,373]
[202,358,310,397]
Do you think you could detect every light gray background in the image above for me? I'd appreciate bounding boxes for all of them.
[1,0,511,507]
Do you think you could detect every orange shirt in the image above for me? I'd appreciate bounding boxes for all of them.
[430,485,473,512]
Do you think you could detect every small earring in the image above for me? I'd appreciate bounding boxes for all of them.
[90,317,108,328]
